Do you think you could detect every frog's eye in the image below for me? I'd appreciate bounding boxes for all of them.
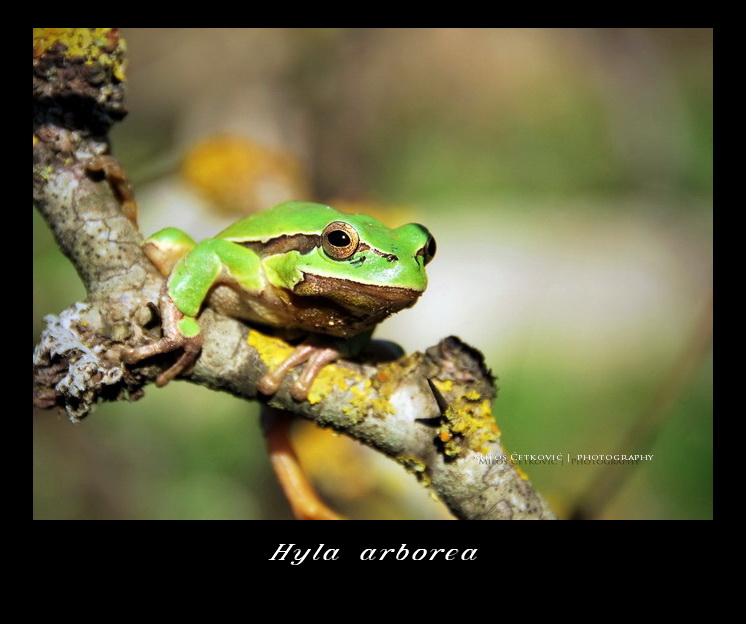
[422,235,436,266]
[415,229,436,266]
[322,221,360,260]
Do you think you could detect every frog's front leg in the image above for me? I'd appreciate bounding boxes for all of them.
[123,238,259,386]
[121,282,204,387]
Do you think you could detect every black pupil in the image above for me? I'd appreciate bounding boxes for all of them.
[428,237,437,258]
[328,230,351,248]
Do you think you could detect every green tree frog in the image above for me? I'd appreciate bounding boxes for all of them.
[123,201,436,400]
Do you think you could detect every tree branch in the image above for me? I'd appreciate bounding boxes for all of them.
[32,28,556,520]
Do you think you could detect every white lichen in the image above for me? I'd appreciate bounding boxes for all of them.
[33,302,124,421]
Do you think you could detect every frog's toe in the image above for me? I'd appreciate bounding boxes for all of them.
[289,379,311,402]
[122,333,202,386]
[257,372,282,396]
[257,343,342,401]
[154,335,203,386]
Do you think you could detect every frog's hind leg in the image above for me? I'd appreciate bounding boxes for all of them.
[262,406,345,520]
[257,342,343,402]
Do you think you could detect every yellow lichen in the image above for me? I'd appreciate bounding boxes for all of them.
[435,387,500,457]
[396,456,431,487]
[346,374,394,418]
[36,165,53,181]
[431,379,454,394]
[246,330,385,417]
[367,359,413,418]
[247,330,293,365]
[307,365,360,407]
[33,28,127,80]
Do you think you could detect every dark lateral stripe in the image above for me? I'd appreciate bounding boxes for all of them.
[357,243,398,263]
[241,236,400,263]
[239,233,321,257]
[373,250,398,262]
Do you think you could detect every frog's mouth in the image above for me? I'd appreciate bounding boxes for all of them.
[289,273,422,336]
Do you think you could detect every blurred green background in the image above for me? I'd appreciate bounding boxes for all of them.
[33,28,712,520]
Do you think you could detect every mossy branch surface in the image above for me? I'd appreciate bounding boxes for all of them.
[32,28,556,520]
